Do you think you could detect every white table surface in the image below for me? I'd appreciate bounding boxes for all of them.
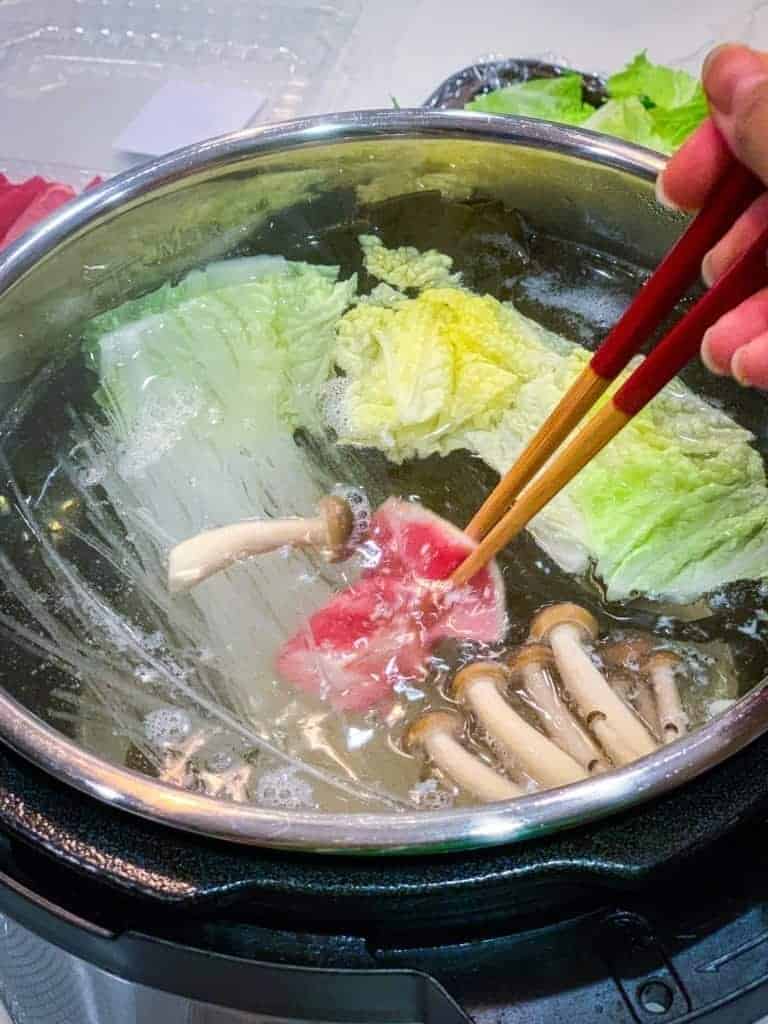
[3,0,768,183]
[323,0,768,113]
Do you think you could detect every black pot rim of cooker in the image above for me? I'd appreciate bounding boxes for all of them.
[0,720,767,931]
[2,734,768,1024]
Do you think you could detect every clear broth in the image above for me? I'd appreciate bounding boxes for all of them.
[0,190,766,813]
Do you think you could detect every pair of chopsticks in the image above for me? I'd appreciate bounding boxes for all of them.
[452,158,766,586]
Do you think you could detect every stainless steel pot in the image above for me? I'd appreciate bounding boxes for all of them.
[0,110,766,855]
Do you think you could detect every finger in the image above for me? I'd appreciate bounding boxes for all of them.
[700,286,768,375]
[656,117,733,211]
[704,44,768,185]
[700,191,768,284]
[731,330,768,388]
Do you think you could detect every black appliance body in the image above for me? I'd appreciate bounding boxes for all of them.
[0,733,767,1024]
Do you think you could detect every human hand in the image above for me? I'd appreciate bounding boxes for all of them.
[656,43,768,388]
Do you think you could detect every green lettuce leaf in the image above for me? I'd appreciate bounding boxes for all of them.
[465,52,708,153]
[607,50,700,108]
[581,97,670,153]
[649,89,709,149]
[466,74,595,124]
[331,270,768,602]
[606,51,708,152]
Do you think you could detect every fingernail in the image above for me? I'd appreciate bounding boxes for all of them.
[655,173,680,211]
[701,251,716,287]
[705,45,768,115]
[701,329,727,375]
[731,348,752,386]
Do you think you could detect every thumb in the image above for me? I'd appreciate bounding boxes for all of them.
[704,43,768,186]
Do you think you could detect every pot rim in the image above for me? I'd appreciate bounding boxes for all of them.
[1,108,765,855]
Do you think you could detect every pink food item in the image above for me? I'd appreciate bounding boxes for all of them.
[2,182,77,247]
[0,174,98,250]
[0,176,48,241]
[278,498,506,712]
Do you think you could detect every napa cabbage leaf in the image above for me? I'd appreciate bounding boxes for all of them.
[331,252,768,601]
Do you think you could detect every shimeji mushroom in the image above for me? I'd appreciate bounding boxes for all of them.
[606,669,661,742]
[506,645,610,774]
[604,638,689,744]
[168,489,369,593]
[405,710,521,803]
[452,662,588,788]
[603,638,661,740]
[530,603,657,766]
[645,650,690,744]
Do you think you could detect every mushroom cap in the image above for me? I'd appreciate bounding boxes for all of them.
[607,668,637,701]
[603,635,653,670]
[645,648,683,673]
[506,643,555,675]
[451,661,508,702]
[332,486,371,544]
[529,603,599,644]
[318,495,355,560]
[405,710,464,752]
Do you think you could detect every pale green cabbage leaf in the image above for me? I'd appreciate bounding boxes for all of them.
[331,280,768,602]
[359,234,461,290]
[92,257,355,433]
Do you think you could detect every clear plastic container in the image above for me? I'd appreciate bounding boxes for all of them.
[0,0,362,186]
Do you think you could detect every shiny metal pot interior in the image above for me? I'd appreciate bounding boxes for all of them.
[0,110,767,854]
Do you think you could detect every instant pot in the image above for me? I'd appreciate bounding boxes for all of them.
[0,111,768,1022]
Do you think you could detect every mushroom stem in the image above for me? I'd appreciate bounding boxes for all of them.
[603,639,662,742]
[530,604,657,766]
[168,495,354,593]
[646,651,689,744]
[550,628,656,764]
[507,645,610,774]
[406,711,521,803]
[453,663,588,788]
[609,670,660,742]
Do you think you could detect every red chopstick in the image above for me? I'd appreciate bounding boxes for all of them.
[591,159,761,378]
[613,218,768,413]
[454,168,768,586]
[466,156,763,540]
